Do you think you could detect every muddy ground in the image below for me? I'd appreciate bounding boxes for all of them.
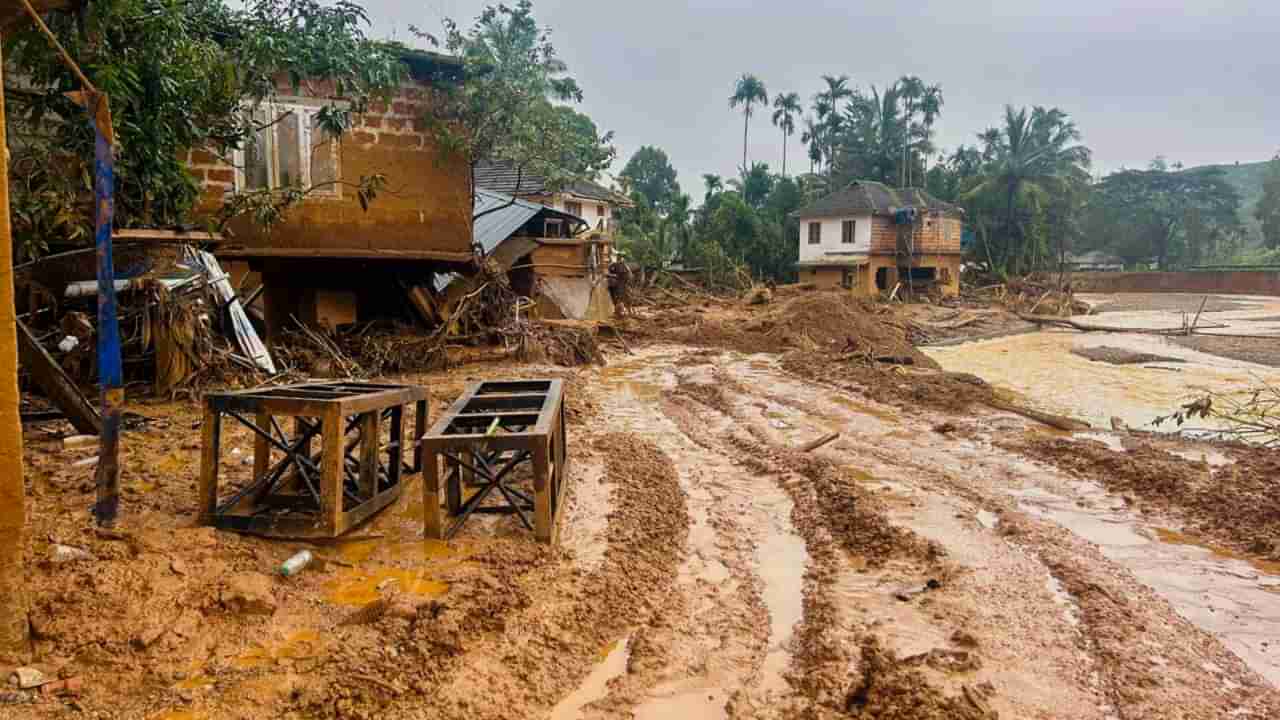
[6,288,1280,719]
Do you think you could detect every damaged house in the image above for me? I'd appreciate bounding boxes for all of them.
[470,160,631,322]
[205,50,473,337]
[794,181,964,296]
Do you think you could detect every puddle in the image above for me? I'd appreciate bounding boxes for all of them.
[550,636,632,720]
[1010,482,1280,685]
[1167,448,1234,467]
[1077,431,1126,453]
[633,685,729,720]
[324,567,448,606]
[757,517,807,694]
[233,630,325,670]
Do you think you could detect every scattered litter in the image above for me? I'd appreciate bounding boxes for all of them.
[797,432,840,453]
[49,544,95,563]
[894,578,942,602]
[280,550,314,577]
[11,668,47,690]
[62,434,97,450]
[70,457,98,469]
[56,335,79,352]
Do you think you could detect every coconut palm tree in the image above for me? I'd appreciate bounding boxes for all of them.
[964,105,1092,275]
[729,74,768,171]
[772,92,801,176]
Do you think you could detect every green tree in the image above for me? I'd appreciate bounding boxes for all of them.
[898,76,943,187]
[729,162,775,209]
[812,74,852,181]
[701,173,723,203]
[962,105,1092,276]
[728,73,768,171]
[619,146,681,214]
[1096,163,1241,269]
[6,0,406,242]
[771,91,801,176]
[422,0,614,205]
[1257,154,1280,249]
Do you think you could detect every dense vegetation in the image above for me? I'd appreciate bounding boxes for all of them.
[616,67,1277,283]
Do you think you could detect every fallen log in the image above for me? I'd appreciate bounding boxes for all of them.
[985,398,1090,432]
[1017,314,1226,335]
[797,431,840,453]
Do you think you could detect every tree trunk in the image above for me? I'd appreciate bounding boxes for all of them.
[0,44,30,657]
[781,127,787,177]
[742,109,749,171]
[1004,180,1018,273]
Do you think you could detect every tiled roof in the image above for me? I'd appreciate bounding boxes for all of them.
[795,180,962,219]
[474,159,631,206]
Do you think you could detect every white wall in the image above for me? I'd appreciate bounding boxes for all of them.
[797,214,872,262]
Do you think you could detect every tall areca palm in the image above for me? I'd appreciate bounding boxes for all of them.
[897,76,944,186]
[702,173,723,201]
[771,92,801,176]
[964,105,1092,274]
[729,74,768,171]
[801,115,822,175]
[813,74,853,181]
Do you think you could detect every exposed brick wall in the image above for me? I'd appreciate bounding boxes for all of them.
[868,213,962,256]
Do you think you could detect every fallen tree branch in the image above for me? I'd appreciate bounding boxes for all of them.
[797,432,840,452]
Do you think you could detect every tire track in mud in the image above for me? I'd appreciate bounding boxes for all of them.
[659,369,1000,719]
[710,352,1280,720]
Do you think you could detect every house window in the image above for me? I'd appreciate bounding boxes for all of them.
[597,204,606,217]
[841,268,856,289]
[808,222,821,244]
[234,101,341,196]
[842,220,856,244]
[565,201,583,217]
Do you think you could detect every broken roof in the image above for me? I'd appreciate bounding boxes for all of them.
[795,180,962,219]
[475,159,633,207]
[434,189,587,292]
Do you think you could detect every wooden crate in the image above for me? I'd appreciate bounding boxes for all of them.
[419,379,568,543]
[199,382,428,538]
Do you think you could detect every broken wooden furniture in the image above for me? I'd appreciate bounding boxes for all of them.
[420,379,568,543]
[199,382,428,538]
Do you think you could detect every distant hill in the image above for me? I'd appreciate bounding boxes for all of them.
[1186,160,1271,241]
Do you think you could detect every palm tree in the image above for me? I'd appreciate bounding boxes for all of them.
[702,173,723,202]
[772,92,801,176]
[964,105,1092,275]
[801,115,822,175]
[814,75,854,181]
[729,74,768,171]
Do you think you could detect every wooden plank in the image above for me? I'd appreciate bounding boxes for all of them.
[423,446,444,539]
[197,406,220,524]
[216,247,474,263]
[532,436,552,543]
[321,407,345,536]
[16,319,101,434]
[359,411,378,498]
[253,410,271,481]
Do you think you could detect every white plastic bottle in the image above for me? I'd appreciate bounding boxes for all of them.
[279,550,313,577]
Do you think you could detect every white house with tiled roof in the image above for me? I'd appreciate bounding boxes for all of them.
[793,180,964,296]
[474,159,633,236]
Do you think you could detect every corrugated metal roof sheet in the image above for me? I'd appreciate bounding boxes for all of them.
[432,189,587,293]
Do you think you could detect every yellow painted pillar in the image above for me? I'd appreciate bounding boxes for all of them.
[0,39,31,655]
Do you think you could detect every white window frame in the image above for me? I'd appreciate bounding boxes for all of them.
[232,99,345,198]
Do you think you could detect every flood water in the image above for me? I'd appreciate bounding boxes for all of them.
[923,293,1280,432]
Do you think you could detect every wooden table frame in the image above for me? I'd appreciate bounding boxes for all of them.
[420,379,568,543]
[199,382,428,538]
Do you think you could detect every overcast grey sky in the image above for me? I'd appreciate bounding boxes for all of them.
[359,0,1278,196]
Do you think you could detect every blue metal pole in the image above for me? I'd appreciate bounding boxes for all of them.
[90,93,122,527]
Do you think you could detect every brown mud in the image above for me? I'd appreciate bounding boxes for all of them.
[9,290,1280,719]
